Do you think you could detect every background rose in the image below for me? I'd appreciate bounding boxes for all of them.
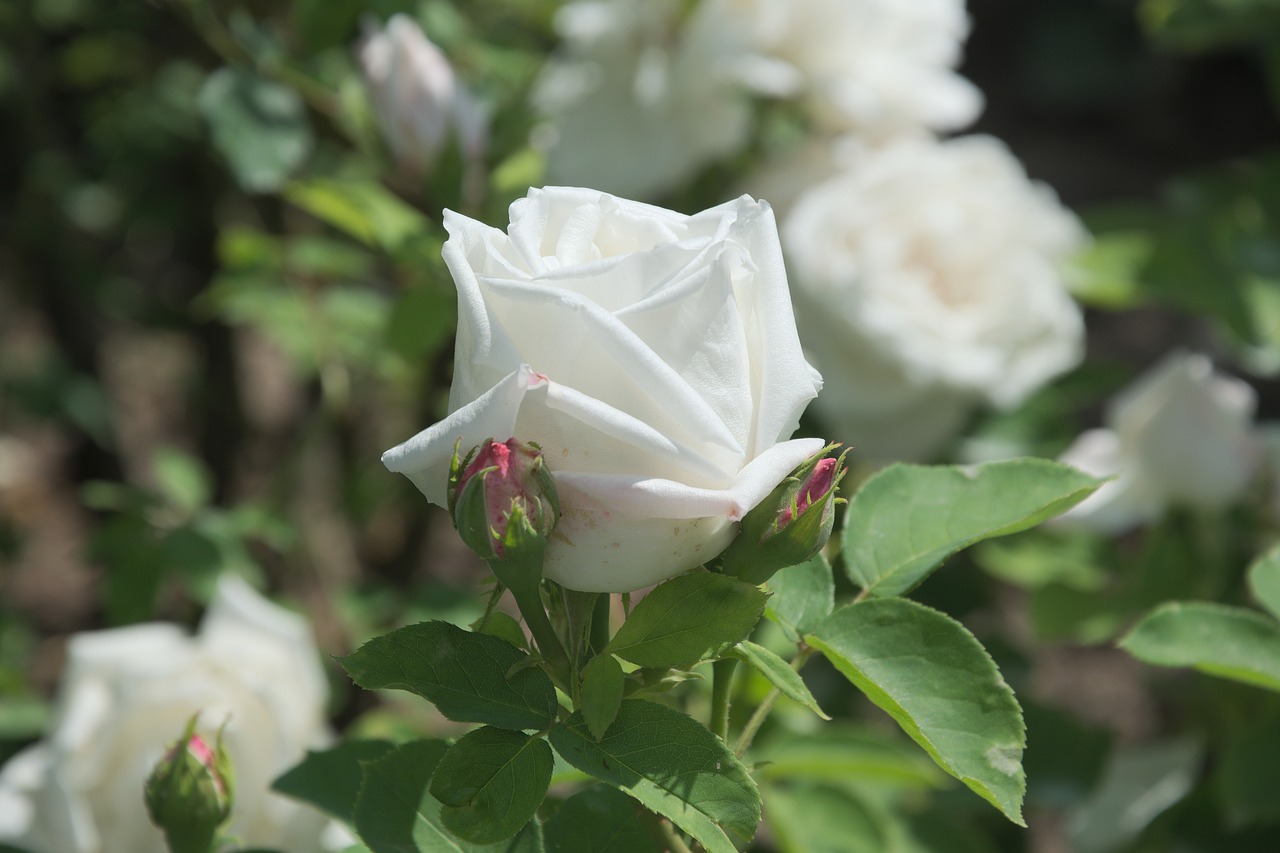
[383,186,824,593]
[692,0,982,135]
[0,575,338,853]
[1059,351,1260,531]
[533,0,755,200]
[784,134,1086,461]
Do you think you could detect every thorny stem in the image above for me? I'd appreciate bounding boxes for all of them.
[709,658,737,742]
[733,647,814,758]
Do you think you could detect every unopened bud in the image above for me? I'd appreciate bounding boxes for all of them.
[356,14,488,178]
[450,439,560,589]
[719,446,848,585]
[144,716,234,853]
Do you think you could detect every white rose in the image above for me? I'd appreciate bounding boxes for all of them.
[383,186,825,593]
[690,0,982,135]
[0,575,340,853]
[783,134,1086,461]
[1059,351,1259,531]
[533,0,755,199]
[357,14,486,178]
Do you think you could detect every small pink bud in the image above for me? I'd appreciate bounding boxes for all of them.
[719,446,848,585]
[145,717,234,853]
[775,457,838,531]
[451,438,560,564]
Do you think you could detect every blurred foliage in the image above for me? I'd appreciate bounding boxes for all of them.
[2,0,1280,851]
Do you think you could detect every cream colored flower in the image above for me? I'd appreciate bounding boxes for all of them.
[783,134,1086,461]
[383,187,824,592]
[0,576,339,853]
[1060,352,1259,531]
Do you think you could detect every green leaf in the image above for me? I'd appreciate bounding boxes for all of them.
[1247,543,1280,621]
[543,786,664,853]
[604,573,768,668]
[1218,717,1280,827]
[1067,739,1202,853]
[842,459,1103,598]
[750,726,946,790]
[353,740,543,853]
[1119,601,1280,692]
[764,554,835,642]
[284,178,433,255]
[580,654,625,741]
[273,740,395,825]
[0,697,50,739]
[198,67,311,193]
[729,641,827,720]
[341,621,558,730]
[809,599,1027,825]
[549,700,761,853]
[475,611,529,651]
[152,448,211,513]
[430,728,554,845]
[763,782,887,853]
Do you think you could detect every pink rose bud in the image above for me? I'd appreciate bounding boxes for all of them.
[450,439,560,582]
[719,446,848,585]
[144,717,234,853]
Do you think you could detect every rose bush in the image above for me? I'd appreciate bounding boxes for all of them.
[1059,351,1259,531]
[0,575,341,853]
[783,134,1086,461]
[383,186,824,592]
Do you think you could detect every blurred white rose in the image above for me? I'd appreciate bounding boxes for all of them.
[383,186,824,593]
[357,14,486,178]
[0,575,342,853]
[691,0,982,135]
[1059,351,1259,531]
[784,134,1086,461]
[533,0,756,199]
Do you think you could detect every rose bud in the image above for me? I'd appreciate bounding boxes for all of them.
[356,14,487,179]
[719,446,848,585]
[450,438,560,574]
[144,717,234,853]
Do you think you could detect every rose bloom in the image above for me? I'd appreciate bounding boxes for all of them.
[357,14,486,178]
[1059,351,1259,532]
[690,0,982,135]
[533,0,755,199]
[383,186,824,593]
[0,576,343,853]
[783,134,1086,461]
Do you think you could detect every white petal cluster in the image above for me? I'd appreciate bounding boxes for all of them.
[383,187,824,593]
[1059,351,1260,531]
[694,0,982,135]
[357,14,486,177]
[0,576,342,853]
[533,0,755,199]
[783,136,1087,460]
[534,0,978,199]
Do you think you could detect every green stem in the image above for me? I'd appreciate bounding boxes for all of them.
[656,819,694,853]
[733,648,813,758]
[589,593,611,655]
[509,583,570,684]
[709,658,737,742]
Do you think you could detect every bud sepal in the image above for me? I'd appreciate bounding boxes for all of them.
[719,444,849,585]
[144,715,234,853]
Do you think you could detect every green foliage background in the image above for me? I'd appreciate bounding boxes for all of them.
[3,0,1280,851]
